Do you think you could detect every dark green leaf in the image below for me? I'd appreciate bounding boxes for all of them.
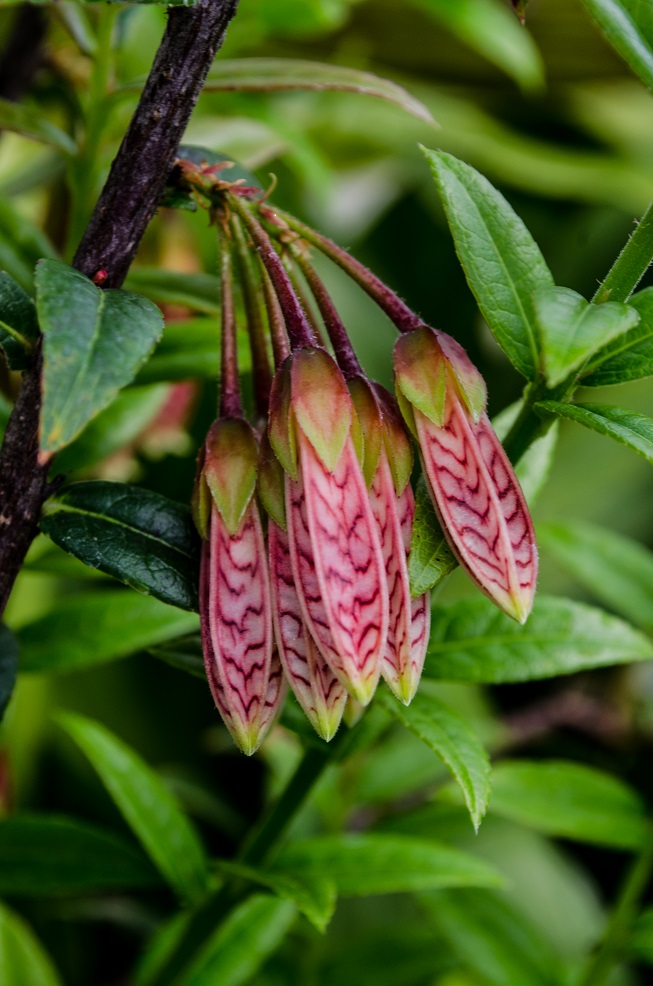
[215,860,336,933]
[582,288,653,385]
[631,907,653,966]
[58,712,209,903]
[124,269,220,315]
[0,98,75,154]
[533,285,639,387]
[184,895,296,986]
[423,148,553,379]
[407,475,457,597]
[40,482,200,611]
[273,834,503,896]
[539,520,653,633]
[536,401,653,464]
[0,624,18,724]
[379,687,491,831]
[205,59,434,122]
[53,386,169,474]
[424,595,653,683]
[420,888,562,986]
[0,902,63,986]
[579,0,653,91]
[147,634,205,679]
[18,590,198,673]
[0,814,161,895]
[36,260,163,453]
[489,760,649,849]
[0,271,38,370]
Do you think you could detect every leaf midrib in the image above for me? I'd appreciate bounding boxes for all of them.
[46,501,196,560]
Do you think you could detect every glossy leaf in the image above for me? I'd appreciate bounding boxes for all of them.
[40,482,201,611]
[379,687,491,831]
[215,860,336,933]
[533,285,639,387]
[489,760,649,849]
[413,0,544,91]
[537,401,653,464]
[420,888,562,986]
[0,271,38,370]
[580,0,653,91]
[407,476,457,598]
[581,287,653,385]
[124,268,220,315]
[36,260,163,452]
[205,58,434,122]
[18,591,198,673]
[273,834,503,896]
[0,814,160,895]
[184,895,296,986]
[0,625,18,724]
[424,148,553,379]
[0,98,75,154]
[424,595,653,683]
[539,520,653,633]
[0,902,63,986]
[58,712,210,903]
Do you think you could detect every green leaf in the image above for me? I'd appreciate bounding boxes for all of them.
[407,475,457,597]
[420,888,562,986]
[215,860,336,933]
[424,595,653,683]
[539,520,653,633]
[533,285,640,387]
[0,625,18,724]
[536,401,653,464]
[0,98,75,154]
[489,760,649,849]
[580,0,653,91]
[0,814,161,895]
[36,260,163,453]
[205,58,434,123]
[630,907,653,965]
[184,895,296,986]
[423,148,553,379]
[273,834,503,896]
[582,288,653,385]
[18,590,198,673]
[58,712,209,903]
[0,272,38,370]
[147,634,205,679]
[413,0,544,91]
[53,386,169,474]
[0,902,63,986]
[379,687,491,832]
[40,482,200,611]
[124,269,220,315]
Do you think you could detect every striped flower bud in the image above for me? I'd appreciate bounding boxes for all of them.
[394,327,537,624]
[194,418,284,755]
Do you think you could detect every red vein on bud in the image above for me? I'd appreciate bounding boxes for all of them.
[291,245,362,380]
[230,215,272,416]
[218,233,241,419]
[229,194,316,350]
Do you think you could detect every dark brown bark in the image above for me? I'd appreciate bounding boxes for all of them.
[0,0,240,618]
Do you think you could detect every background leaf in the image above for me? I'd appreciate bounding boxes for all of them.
[0,271,38,371]
[215,860,336,933]
[488,760,649,849]
[0,815,161,895]
[0,625,18,724]
[40,482,201,611]
[407,476,457,597]
[273,834,503,896]
[17,591,198,674]
[36,260,163,453]
[379,687,491,831]
[581,287,653,386]
[580,0,653,91]
[123,269,220,315]
[0,902,63,986]
[536,401,653,464]
[58,713,210,903]
[0,98,75,154]
[424,148,553,379]
[424,595,653,683]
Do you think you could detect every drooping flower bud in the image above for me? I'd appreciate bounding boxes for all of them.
[269,347,389,706]
[195,418,283,754]
[394,326,537,624]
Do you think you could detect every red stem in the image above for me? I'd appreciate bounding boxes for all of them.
[219,234,242,418]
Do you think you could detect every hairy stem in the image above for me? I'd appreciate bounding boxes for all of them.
[231,215,272,416]
[593,201,653,304]
[218,234,241,419]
